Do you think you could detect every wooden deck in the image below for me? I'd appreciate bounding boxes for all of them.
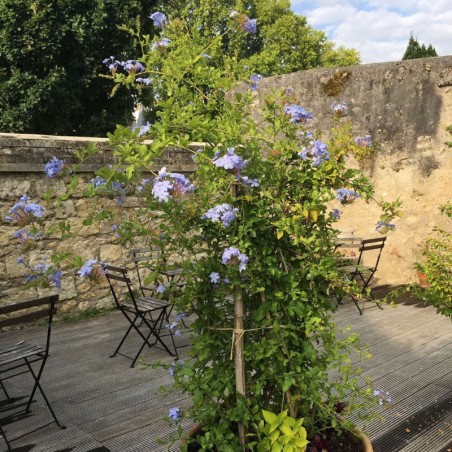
[1,294,452,451]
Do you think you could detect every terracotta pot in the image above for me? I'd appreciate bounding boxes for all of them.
[417,271,431,288]
[181,423,373,451]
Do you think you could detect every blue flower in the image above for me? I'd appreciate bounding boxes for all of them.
[45,157,66,178]
[135,121,152,137]
[149,11,168,28]
[375,221,395,234]
[168,359,185,376]
[213,147,248,174]
[168,407,181,421]
[91,177,126,206]
[6,196,45,224]
[331,209,342,220]
[152,167,194,202]
[122,60,145,74]
[239,176,260,187]
[78,259,98,277]
[152,38,171,50]
[249,74,263,90]
[102,56,120,73]
[222,247,249,272]
[244,17,257,34]
[156,284,166,293]
[210,272,221,283]
[13,228,42,244]
[284,104,313,123]
[355,135,372,147]
[336,189,360,204]
[331,102,347,116]
[373,389,392,406]
[174,330,182,337]
[135,77,152,87]
[299,140,330,167]
[166,321,179,330]
[202,204,238,228]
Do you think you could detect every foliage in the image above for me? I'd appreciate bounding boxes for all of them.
[3,9,399,450]
[155,0,360,77]
[402,33,438,60]
[0,0,156,136]
[253,409,309,452]
[410,203,452,318]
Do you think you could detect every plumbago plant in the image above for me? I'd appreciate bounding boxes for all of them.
[4,10,401,451]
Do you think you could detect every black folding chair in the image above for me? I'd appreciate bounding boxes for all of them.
[131,247,183,297]
[335,237,387,314]
[104,265,178,367]
[0,294,65,450]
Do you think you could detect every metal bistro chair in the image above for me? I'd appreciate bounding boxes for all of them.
[335,237,387,314]
[131,247,184,297]
[104,265,178,367]
[131,248,187,327]
[0,294,65,451]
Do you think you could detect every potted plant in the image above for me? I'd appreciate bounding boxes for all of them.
[411,203,451,316]
[6,8,401,451]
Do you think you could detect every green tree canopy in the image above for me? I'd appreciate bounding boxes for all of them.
[402,33,438,60]
[0,0,157,136]
[157,0,361,76]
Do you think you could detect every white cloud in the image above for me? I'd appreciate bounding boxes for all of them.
[290,0,452,63]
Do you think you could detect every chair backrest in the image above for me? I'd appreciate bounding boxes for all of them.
[0,294,59,354]
[104,264,137,309]
[131,247,166,288]
[357,237,387,268]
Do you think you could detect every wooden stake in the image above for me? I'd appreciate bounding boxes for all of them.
[231,183,247,448]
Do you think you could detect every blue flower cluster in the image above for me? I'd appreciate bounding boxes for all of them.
[78,259,98,277]
[6,196,45,225]
[331,209,342,220]
[90,177,126,206]
[18,258,63,289]
[132,121,152,137]
[336,189,360,205]
[373,389,392,406]
[168,406,181,422]
[213,147,248,173]
[168,359,185,377]
[355,135,372,147]
[230,11,257,34]
[102,57,144,74]
[166,321,182,337]
[202,204,238,228]
[152,37,171,50]
[249,74,263,90]
[45,156,66,178]
[375,221,395,234]
[284,104,313,123]
[331,102,347,116]
[135,77,152,87]
[149,11,168,28]
[152,167,195,202]
[222,247,249,272]
[299,140,330,167]
[13,228,42,244]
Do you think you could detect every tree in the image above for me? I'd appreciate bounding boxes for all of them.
[0,0,157,136]
[402,33,438,60]
[156,0,360,77]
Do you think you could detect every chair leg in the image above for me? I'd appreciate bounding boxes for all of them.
[1,423,12,451]
[24,358,66,429]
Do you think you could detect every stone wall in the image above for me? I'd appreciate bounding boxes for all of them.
[1,56,451,311]
[244,56,452,286]
[0,133,196,312]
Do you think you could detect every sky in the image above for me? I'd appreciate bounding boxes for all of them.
[290,0,452,64]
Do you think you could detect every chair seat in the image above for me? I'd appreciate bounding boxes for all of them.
[122,297,169,313]
[0,342,44,366]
